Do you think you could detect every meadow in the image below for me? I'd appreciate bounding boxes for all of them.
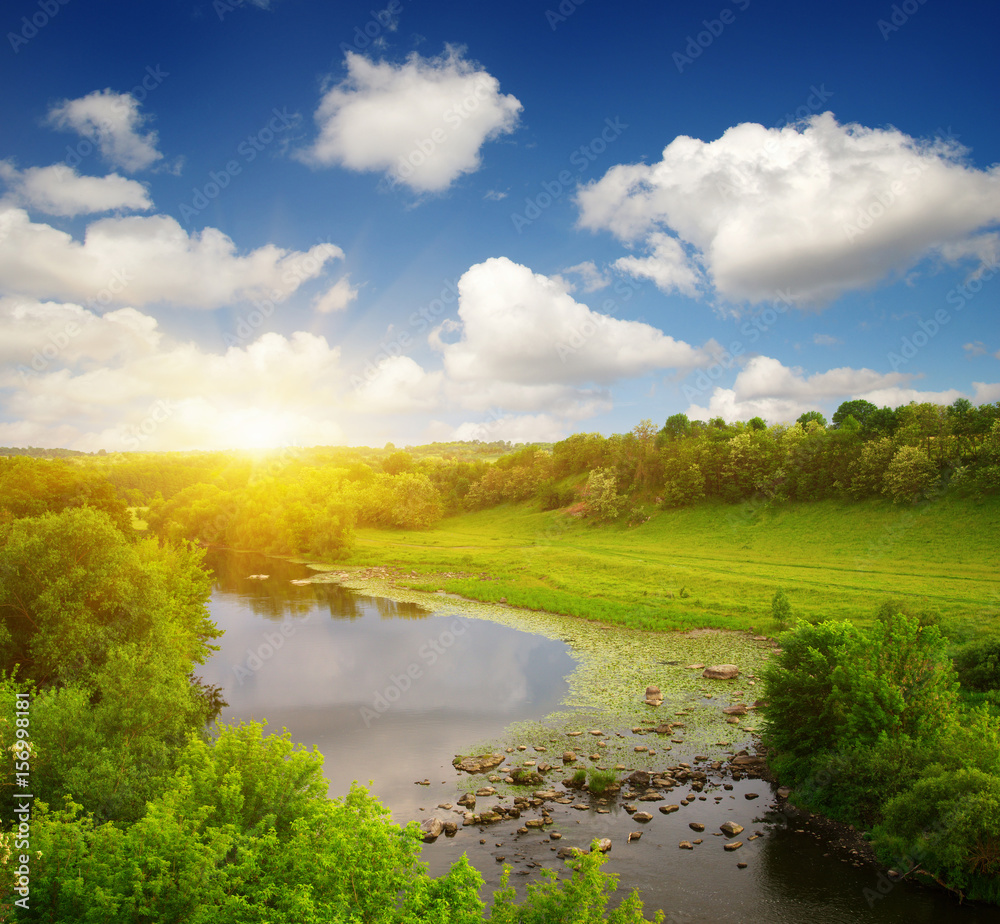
[341,494,1000,641]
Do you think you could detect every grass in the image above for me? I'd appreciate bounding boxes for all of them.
[337,494,1000,642]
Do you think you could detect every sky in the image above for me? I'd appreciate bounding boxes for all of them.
[1,0,998,452]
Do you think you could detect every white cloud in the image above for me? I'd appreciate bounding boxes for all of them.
[963,341,988,357]
[0,208,342,308]
[0,297,349,451]
[973,382,1000,403]
[433,257,709,387]
[578,113,1000,307]
[312,275,358,313]
[812,333,843,346]
[448,413,570,444]
[559,260,610,293]
[300,48,522,193]
[0,162,152,216]
[685,355,918,422]
[483,189,508,201]
[350,356,444,413]
[47,90,164,173]
[612,232,700,297]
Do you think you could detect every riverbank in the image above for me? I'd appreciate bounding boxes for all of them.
[333,494,1000,641]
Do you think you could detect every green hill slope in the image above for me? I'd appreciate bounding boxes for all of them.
[341,495,1000,639]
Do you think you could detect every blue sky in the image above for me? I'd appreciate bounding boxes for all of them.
[1,0,998,450]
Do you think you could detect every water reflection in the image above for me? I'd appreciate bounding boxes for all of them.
[202,549,430,622]
[199,549,575,817]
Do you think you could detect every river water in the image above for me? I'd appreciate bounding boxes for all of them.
[198,550,994,923]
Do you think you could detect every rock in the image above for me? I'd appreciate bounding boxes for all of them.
[639,793,664,802]
[557,846,581,859]
[679,841,694,850]
[589,729,603,736]
[625,770,651,787]
[479,812,503,824]
[525,818,546,828]
[533,790,560,800]
[659,804,680,814]
[457,793,476,809]
[455,754,506,774]
[737,861,748,868]
[720,822,744,837]
[562,751,577,762]
[420,818,444,840]
[623,803,637,814]
[550,831,562,840]
[627,831,642,843]
[475,787,496,797]
[703,664,739,680]
[538,763,553,773]
[745,792,760,800]
[686,664,705,670]
[777,787,792,799]
[443,821,458,836]
[594,838,612,853]
[463,812,477,826]
[645,685,663,706]
[722,704,748,716]
[689,822,705,832]
[724,841,743,851]
[633,812,653,822]
[634,746,648,753]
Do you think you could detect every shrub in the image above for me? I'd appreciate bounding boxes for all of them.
[586,767,618,795]
[953,636,1000,693]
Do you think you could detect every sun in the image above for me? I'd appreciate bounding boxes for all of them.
[220,410,292,450]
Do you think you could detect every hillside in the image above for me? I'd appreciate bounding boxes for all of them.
[342,494,1000,640]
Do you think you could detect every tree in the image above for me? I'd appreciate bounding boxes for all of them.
[583,468,624,521]
[660,413,691,442]
[796,410,827,428]
[832,399,878,430]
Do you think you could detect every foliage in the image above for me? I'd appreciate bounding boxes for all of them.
[770,588,791,629]
[952,636,1000,693]
[489,845,662,923]
[873,766,1000,902]
[762,612,959,784]
[583,469,623,521]
[586,767,618,795]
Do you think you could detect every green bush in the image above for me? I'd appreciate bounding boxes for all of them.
[874,766,1000,903]
[586,768,618,795]
[953,636,1000,693]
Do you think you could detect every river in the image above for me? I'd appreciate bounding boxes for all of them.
[196,549,994,923]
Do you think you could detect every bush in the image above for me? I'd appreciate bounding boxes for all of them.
[586,767,618,795]
[770,588,792,629]
[953,636,1000,693]
[874,766,1000,903]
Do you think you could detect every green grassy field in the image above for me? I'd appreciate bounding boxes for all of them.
[339,495,1000,641]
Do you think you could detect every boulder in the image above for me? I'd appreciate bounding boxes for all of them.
[645,685,663,706]
[659,804,680,814]
[678,841,694,850]
[702,664,739,680]
[562,751,577,762]
[593,838,613,853]
[633,812,653,822]
[722,704,748,716]
[455,754,506,774]
[457,793,476,809]
[720,822,744,837]
[724,841,743,851]
[420,818,444,841]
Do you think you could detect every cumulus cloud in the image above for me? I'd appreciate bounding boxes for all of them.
[312,275,358,313]
[47,90,164,173]
[350,356,444,413]
[447,413,572,444]
[973,382,1000,403]
[685,355,918,422]
[433,256,709,387]
[0,208,342,308]
[0,162,152,216]
[558,260,610,293]
[300,48,522,193]
[0,297,347,450]
[577,113,1000,307]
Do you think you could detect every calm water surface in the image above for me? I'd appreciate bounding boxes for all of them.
[199,550,994,923]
